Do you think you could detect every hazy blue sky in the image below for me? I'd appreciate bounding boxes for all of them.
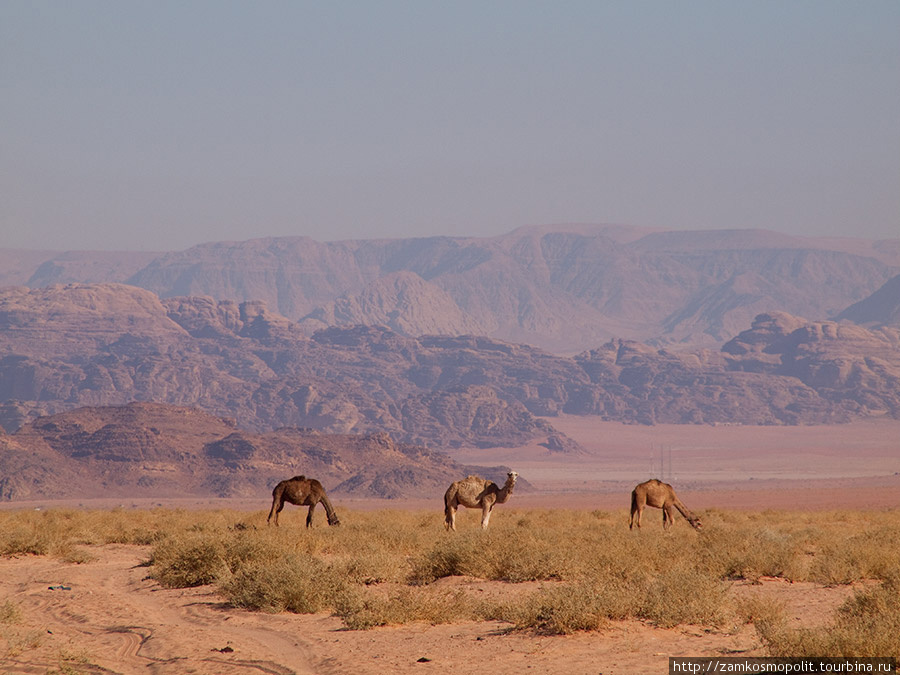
[2,1,898,251]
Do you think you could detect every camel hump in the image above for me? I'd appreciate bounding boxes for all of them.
[290,475,306,482]
[465,475,482,481]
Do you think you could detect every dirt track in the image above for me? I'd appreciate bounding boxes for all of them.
[0,543,866,675]
[2,419,897,674]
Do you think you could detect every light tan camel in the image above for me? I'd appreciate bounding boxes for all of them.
[444,471,518,531]
[267,475,341,528]
[629,479,702,531]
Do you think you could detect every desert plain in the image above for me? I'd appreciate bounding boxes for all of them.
[1,416,899,675]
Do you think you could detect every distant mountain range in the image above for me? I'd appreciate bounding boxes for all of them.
[4,226,897,502]
[3,225,898,352]
[1,280,898,452]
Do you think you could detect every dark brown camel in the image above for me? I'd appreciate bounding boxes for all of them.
[629,479,702,531]
[267,475,340,528]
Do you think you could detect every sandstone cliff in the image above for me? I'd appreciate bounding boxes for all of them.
[1,284,898,447]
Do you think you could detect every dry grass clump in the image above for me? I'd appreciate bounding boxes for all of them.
[806,525,900,585]
[336,586,474,630]
[753,575,900,661]
[0,599,44,661]
[698,524,802,582]
[487,581,613,634]
[223,553,346,614]
[487,560,727,634]
[0,507,220,559]
[150,530,233,588]
[637,562,728,627]
[409,528,576,584]
[3,505,899,641]
[0,600,21,625]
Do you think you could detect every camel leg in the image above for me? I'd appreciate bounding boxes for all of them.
[630,491,644,530]
[632,505,643,530]
[481,504,493,529]
[267,496,284,527]
[663,504,675,531]
[445,505,458,531]
[306,503,316,528]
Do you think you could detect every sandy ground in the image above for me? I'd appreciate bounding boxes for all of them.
[1,418,898,674]
[449,416,900,512]
[0,544,863,675]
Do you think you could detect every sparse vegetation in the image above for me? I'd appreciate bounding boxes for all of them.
[1,505,898,661]
[0,600,21,625]
[751,574,900,659]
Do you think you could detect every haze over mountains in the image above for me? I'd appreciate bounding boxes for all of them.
[3,225,899,352]
[1,274,898,443]
[2,225,899,501]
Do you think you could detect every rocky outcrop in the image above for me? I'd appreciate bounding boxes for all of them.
[0,283,187,357]
[1,284,899,448]
[0,402,515,501]
[722,313,900,417]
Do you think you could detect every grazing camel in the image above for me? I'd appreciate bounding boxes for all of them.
[629,479,702,531]
[267,475,341,528]
[444,471,518,531]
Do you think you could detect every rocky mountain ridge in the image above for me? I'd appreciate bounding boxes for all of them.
[3,225,898,352]
[1,283,898,449]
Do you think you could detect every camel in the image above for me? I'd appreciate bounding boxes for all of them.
[444,471,518,531]
[629,479,702,531]
[267,475,341,528]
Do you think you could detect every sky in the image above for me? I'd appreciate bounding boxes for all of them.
[2,1,898,252]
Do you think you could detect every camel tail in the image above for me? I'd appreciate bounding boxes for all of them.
[320,494,341,526]
[629,489,638,529]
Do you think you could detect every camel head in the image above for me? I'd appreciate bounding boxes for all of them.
[689,515,703,531]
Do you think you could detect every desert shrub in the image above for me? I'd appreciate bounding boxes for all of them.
[408,528,577,584]
[408,509,628,585]
[3,505,900,636]
[485,560,727,635]
[0,508,227,559]
[755,575,900,660]
[150,531,232,588]
[637,562,728,628]
[332,548,399,586]
[1,624,44,659]
[698,524,801,582]
[0,520,51,556]
[487,582,611,634]
[0,600,21,625]
[335,586,473,630]
[807,524,900,585]
[408,532,484,583]
[734,593,785,632]
[221,553,345,614]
